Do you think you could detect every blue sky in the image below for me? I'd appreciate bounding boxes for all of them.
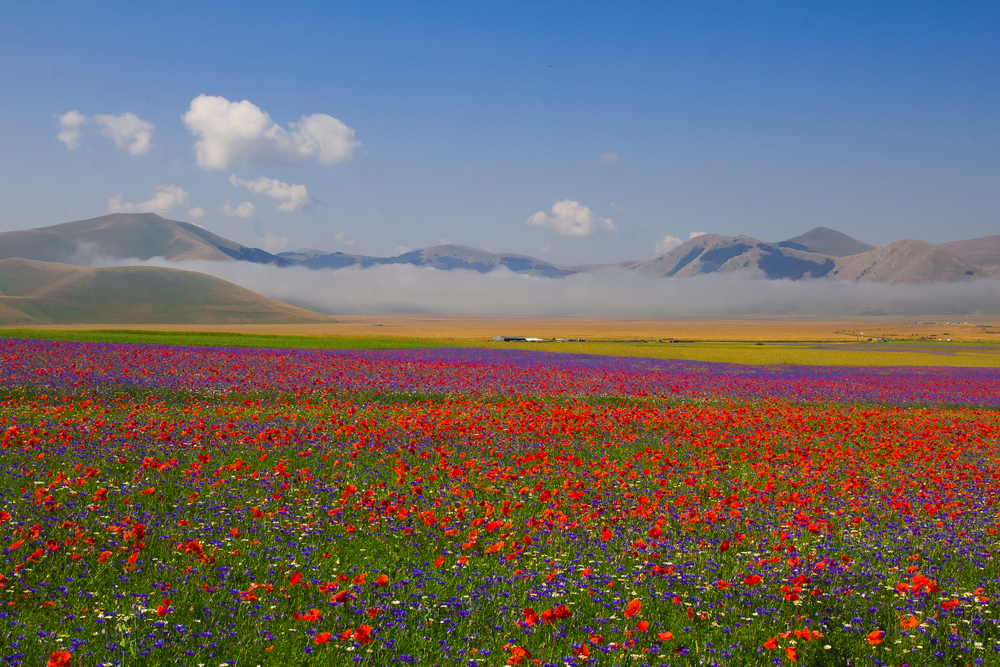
[1,1,998,264]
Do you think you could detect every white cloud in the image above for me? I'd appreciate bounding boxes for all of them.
[107,185,190,214]
[222,202,256,219]
[187,207,205,218]
[525,199,616,237]
[182,94,360,170]
[395,246,410,255]
[256,234,289,252]
[689,231,707,239]
[229,175,311,212]
[93,112,155,155]
[55,111,87,150]
[655,235,683,254]
[334,231,356,247]
[599,153,618,164]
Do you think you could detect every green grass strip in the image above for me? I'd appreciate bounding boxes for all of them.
[0,328,461,350]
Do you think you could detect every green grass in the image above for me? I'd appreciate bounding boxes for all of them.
[0,328,462,350]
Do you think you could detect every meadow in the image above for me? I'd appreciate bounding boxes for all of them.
[1,337,1000,666]
[3,326,1000,368]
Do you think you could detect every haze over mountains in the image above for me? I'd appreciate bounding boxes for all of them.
[3,212,995,283]
[1,213,998,322]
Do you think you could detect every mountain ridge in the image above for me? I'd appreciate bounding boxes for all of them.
[2,213,997,285]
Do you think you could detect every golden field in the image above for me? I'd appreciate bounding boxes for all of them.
[10,315,1000,367]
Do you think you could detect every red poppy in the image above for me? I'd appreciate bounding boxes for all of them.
[522,608,538,626]
[785,646,798,661]
[623,599,641,618]
[744,575,762,585]
[353,624,372,643]
[314,632,331,645]
[47,651,71,667]
[866,630,883,645]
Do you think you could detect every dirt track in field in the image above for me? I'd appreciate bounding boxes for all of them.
[16,315,1000,342]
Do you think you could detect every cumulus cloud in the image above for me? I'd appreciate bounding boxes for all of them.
[229,175,311,212]
[107,185,190,214]
[256,234,289,252]
[222,202,257,219]
[55,111,87,149]
[182,94,360,170]
[94,112,155,155]
[689,231,707,239]
[526,199,616,237]
[655,235,683,254]
[187,207,206,218]
[334,231,356,247]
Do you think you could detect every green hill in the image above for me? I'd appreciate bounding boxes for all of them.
[0,212,289,265]
[0,258,331,325]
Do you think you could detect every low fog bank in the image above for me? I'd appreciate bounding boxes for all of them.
[97,257,1000,318]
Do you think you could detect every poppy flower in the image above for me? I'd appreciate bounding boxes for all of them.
[623,599,641,618]
[744,575,762,586]
[763,636,778,649]
[522,608,538,626]
[657,631,673,641]
[900,616,920,629]
[866,630,883,645]
[47,651,71,667]
[314,632,331,645]
[353,624,372,643]
[434,556,445,567]
[785,646,798,661]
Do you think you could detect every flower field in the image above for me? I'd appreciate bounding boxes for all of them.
[2,338,1000,666]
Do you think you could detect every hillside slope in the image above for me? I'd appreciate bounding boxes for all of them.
[779,226,876,256]
[621,234,837,280]
[831,239,986,283]
[0,258,330,325]
[0,213,290,266]
[940,236,1000,277]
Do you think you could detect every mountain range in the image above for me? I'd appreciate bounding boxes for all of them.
[278,223,993,284]
[0,212,998,323]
